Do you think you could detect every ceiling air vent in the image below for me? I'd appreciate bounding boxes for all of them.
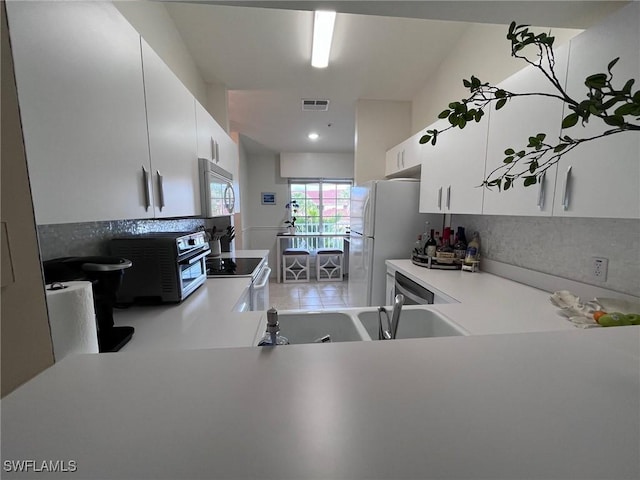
[302,99,330,111]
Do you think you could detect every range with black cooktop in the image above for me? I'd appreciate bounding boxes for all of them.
[207,256,270,311]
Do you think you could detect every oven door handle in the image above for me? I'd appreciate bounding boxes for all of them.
[394,282,429,305]
[253,266,271,289]
[179,249,211,266]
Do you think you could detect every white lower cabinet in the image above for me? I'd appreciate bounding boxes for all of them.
[7,1,153,224]
[142,40,200,218]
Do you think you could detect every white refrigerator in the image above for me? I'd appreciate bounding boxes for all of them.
[348,179,443,307]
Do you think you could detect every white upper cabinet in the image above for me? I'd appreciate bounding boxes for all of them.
[195,101,240,213]
[482,45,569,216]
[7,1,153,224]
[385,131,423,177]
[420,120,448,213]
[196,101,221,166]
[385,144,403,177]
[551,3,639,219]
[141,40,200,218]
[419,116,489,214]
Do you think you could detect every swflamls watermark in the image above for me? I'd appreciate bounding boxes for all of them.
[3,460,78,473]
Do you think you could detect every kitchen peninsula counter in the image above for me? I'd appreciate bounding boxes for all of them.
[387,259,575,335]
[386,259,640,336]
[2,325,638,479]
[4,253,640,478]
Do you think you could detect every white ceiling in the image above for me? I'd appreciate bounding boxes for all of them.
[164,1,627,154]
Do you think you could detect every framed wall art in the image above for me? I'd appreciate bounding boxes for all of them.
[261,192,276,205]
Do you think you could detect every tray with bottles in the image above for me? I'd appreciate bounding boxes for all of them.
[411,253,462,270]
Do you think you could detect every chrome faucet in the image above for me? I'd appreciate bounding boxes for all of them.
[377,294,404,340]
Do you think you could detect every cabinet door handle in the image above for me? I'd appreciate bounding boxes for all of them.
[562,166,572,210]
[401,150,405,168]
[437,186,443,210]
[210,137,216,161]
[537,172,546,210]
[446,185,451,210]
[142,166,151,210]
[156,170,165,211]
[215,141,220,164]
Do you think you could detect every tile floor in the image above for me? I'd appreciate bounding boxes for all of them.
[269,279,356,310]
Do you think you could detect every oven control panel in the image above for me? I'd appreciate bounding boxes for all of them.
[176,231,207,255]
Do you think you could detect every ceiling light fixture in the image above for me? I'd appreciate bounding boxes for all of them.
[308,133,319,140]
[311,10,336,68]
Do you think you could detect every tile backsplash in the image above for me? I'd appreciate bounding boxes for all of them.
[452,214,640,297]
[37,218,206,260]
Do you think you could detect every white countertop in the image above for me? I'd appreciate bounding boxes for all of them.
[113,249,269,352]
[387,259,577,335]
[2,326,638,479]
[3,253,639,478]
[114,278,264,352]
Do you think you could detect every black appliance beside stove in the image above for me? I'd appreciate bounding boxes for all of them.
[110,231,210,304]
[43,256,135,352]
[206,257,264,278]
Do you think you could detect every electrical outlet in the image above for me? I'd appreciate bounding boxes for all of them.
[592,257,608,281]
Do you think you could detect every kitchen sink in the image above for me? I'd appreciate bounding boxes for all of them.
[274,312,368,344]
[256,307,467,346]
[357,308,468,340]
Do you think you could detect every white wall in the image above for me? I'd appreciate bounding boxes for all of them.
[280,153,354,179]
[1,5,54,397]
[411,23,582,132]
[114,0,207,106]
[208,83,230,133]
[243,152,290,275]
[354,100,411,185]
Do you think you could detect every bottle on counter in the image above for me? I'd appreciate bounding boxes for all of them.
[463,231,481,270]
[454,226,467,261]
[438,227,453,253]
[258,307,289,346]
[424,229,437,257]
[421,222,431,254]
[413,235,423,255]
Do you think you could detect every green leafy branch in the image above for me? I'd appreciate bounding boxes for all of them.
[419,21,640,190]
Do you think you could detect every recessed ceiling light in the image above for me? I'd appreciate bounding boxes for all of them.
[311,11,336,68]
[308,133,319,140]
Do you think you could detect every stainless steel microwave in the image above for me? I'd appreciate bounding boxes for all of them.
[199,158,235,217]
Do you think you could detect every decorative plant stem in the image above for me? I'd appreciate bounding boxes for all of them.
[420,22,640,190]
[284,200,300,229]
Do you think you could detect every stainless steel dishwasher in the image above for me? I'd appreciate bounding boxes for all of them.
[394,272,435,305]
[393,271,459,305]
